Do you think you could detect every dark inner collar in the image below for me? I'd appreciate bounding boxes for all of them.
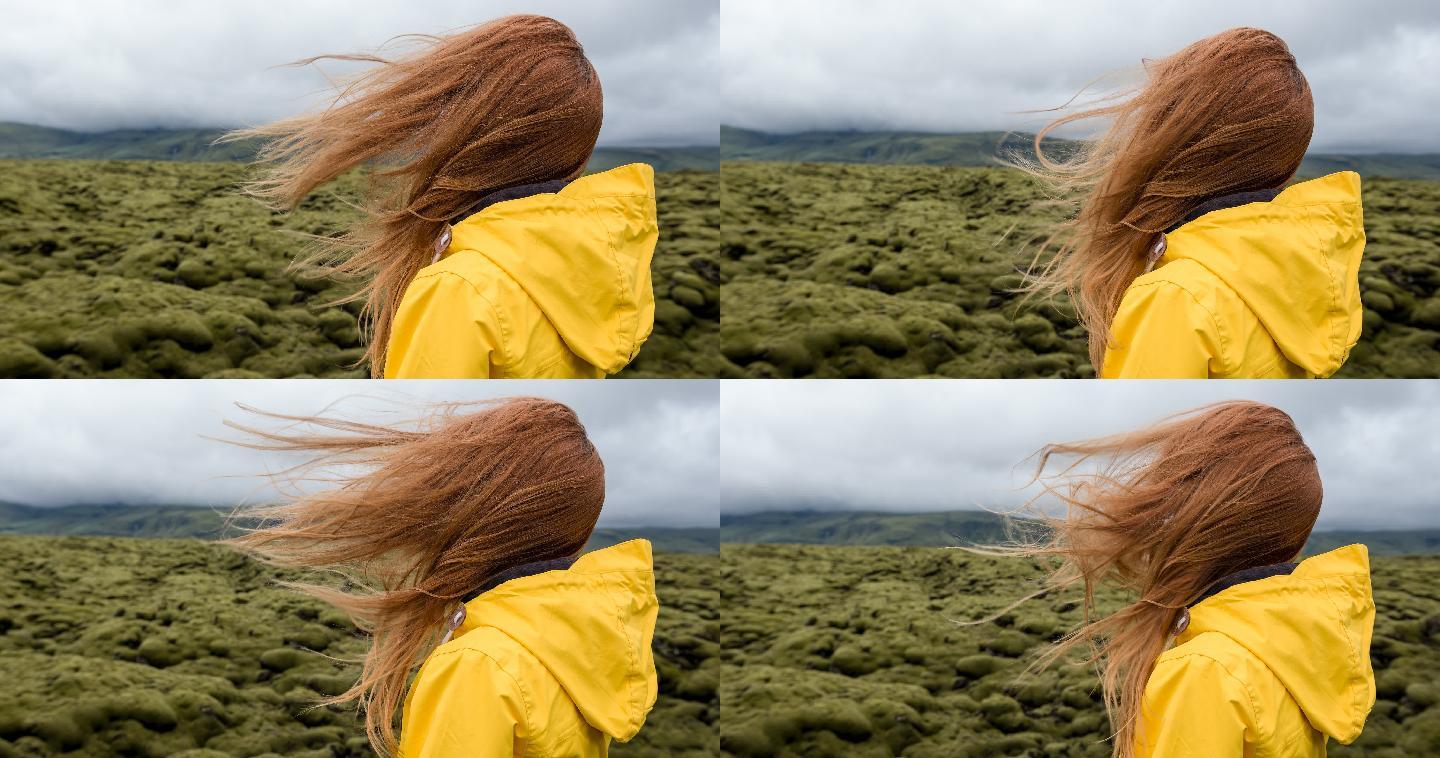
[449,179,571,226]
[462,555,577,602]
[1192,561,1297,606]
[1165,188,1282,234]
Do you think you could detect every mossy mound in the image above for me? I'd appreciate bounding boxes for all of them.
[721,161,1440,378]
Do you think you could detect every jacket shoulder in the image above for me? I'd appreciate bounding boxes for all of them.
[1133,258,1234,308]
[1157,630,1264,675]
[1130,258,1271,370]
[431,626,570,701]
[1150,632,1272,727]
[414,251,518,303]
[432,625,532,674]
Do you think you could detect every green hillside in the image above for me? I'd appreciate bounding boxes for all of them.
[0,535,718,757]
[0,122,718,172]
[721,126,1033,168]
[721,126,1440,180]
[721,510,1440,556]
[0,502,717,554]
[721,510,1027,547]
[722,543,1440,756]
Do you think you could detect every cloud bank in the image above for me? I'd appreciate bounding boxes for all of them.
[0,0,717,146]
[722,380,1440,530]
[0,380,719,528]
[723,0,1440,152]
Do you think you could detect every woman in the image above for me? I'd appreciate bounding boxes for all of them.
[227,397,659,757]
[1015,28,1364,378]
[982,401,1374,756]
[231,15,658,379]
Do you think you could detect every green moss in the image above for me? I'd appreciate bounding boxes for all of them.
[0,160,717,378]
[0,337,56,377]
[0,535,716,758]
[259,648,307,673]
[955,654,1005,678]
[722,162,1440,377]
[722,543,1439,756]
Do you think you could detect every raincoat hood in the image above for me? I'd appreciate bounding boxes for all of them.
[1159,171,1365,376]
[443,163,658,373]
[1178,544,1375,742]
[451,539,659,740]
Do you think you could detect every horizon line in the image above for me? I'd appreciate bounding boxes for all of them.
[720,124,1440,156]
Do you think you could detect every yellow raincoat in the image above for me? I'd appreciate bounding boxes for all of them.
[385,164,658,379]
[1136,545,1375,757]
[1102,172,1365,378]
[399,540,659,757]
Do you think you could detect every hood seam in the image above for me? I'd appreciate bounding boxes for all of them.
[588,197,638,372]
[610,576,646,738]
[1312,576,1369,739]
[1302,213,1349,375]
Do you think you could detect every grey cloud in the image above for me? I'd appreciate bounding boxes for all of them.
[0,380,719,528]
[722,0,1440,152]
[0,0,717,146]
[721,381,1440,530]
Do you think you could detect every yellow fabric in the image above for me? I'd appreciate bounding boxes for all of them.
[1135,545,1376,757]
[398,540,659,758]
[1102,172,1365,378]
[385,164,658,378]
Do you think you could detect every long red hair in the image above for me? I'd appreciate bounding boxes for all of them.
[1012,28,1313,370]
[224,397,605,755]
[978,401,1321,756]
[227,15,603,376]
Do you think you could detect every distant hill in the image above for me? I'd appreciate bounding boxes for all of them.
[721,125,1440,180]
[721,126,1036,167]
[722,509,1440,556]
[721,509,1032,547]
[0,502,234,539]
[0,122,718,172]
[0,502,717,553]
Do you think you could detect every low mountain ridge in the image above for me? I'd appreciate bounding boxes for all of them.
[721,125,1440,180]
[0,122,719,172]
[0,502,717,553]
[722,508,1440,556]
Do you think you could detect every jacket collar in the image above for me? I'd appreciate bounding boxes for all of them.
[1165,188,1282,234]
[449,179,572,226]
[1191,561,1298,607]
[462,555,578,602]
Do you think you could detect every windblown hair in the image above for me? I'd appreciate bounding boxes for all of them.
[225,397,605,755]
[1011,28,1313,369]
[979,401,1321,757]
[226,15,603,376]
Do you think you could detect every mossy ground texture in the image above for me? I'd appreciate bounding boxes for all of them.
[721,162,1440,378]
[0,160,718,378]
[0,536,718,757]
[719,544,1440,757]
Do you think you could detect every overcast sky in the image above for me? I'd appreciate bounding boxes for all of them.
[722,381,1440,530]
[0,0,716,146]
[0,380,718,528]
[724,0,1440,153]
